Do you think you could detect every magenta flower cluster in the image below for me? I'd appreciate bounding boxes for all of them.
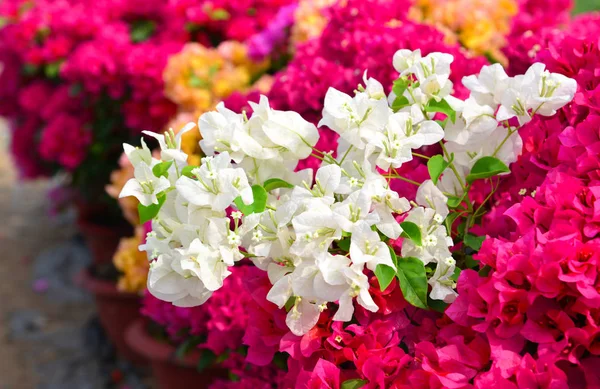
[0,0,293,179]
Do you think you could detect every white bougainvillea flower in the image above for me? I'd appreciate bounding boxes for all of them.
[416,180,449,219]
[444,97,498,146]
[526,63,577,117]
[332,190,379,233]
[262,109,319,160]
[362,71,386,100]
[362,178,410,239]
[393,49,422,76]
[120,161,170,206]
[198,102,267,162]
[176,238,230,292]
[291,164,342,206]
[334,264,379,322]
[447,126,523,170]
[286,297,324,336]
[428,256,458,303]
[462,63,509,108]
[142,122,196,164]
[176,152,253,211]
[350,221,395,271]
[147,254,213,307]
[291,205,342,256]
[319,87,389,149]
[123,138,157,167]
[401,207,453,265]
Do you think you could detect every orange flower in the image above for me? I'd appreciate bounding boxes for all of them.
[113,226,149,294]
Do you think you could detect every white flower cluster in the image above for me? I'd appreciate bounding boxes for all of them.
[120,49,575,336]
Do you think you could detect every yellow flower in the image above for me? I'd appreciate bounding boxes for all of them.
[409,0,518,59]
[163,41,269,112]
[113,227,149,294]
[291,0,338,47]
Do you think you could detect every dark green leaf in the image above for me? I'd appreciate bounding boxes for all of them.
[465,255,479,269]
[174,336,203,360]
[130,20,156,43]
[428,297,448,313]
[424,99,457,123]
[479,265,492,277]
[341,379,368,389]
[396,257,428,309]
[400,221,422,246]
[375,264,396,291]
[464,234,485,251]
[451,267,461,282]
[263,178,294,192]
[197,349,216,372]
[152,160,173,178]
[233,185,268,215]
[444,211,461,234]
[466,156,510,183]
[337,237,351,252]
[138,194,167,224]
[427,154,450,184]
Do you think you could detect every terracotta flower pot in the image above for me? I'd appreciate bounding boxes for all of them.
[126,319,228,389]
[78,268,145,365]
[76,201,132,265]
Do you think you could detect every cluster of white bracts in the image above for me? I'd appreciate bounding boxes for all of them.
[120,50,576,335]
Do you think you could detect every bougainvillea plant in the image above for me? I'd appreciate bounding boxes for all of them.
[119,48,575,338]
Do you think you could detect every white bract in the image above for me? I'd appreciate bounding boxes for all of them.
[119,49,575,337]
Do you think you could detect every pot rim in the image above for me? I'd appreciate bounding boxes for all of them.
[77,267,141,300]
[125,318,201,368]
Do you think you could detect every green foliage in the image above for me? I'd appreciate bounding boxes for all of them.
[466,156,509,183]
[396,257,428,309]
[233,185,268,215]
[400,221,422,246]
[263,178,294,192]
[138,194,167,223]
[424,99,457,123]
[427,154,452,184]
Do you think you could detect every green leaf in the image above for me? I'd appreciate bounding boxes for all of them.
[44,61,62,79]
[210,8,230,20]
[197,349,216,372]
[138,194,167,224]
[447,195,464,209]
[181,165,198,178]
[392,78,409,98]
[174,336,203,360]
[424,98,457,123]
[392,95,410,112]
[396,257,428,309]
[451,267,461,282]
[341,379,368,389]
[263,178,294,192]
[337,237,351,252]
[233,185,268,215]
[466,156,510,184]
[464,234,485,251]
[428,297,448,313]
[444,211,461,233]
[400,221,422,246]
[479,265,492,277]
[465,255,479,269]
[130,20,156,43]
[427,154,451,184]
[375,264,396,291]
[152,160,173,178]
